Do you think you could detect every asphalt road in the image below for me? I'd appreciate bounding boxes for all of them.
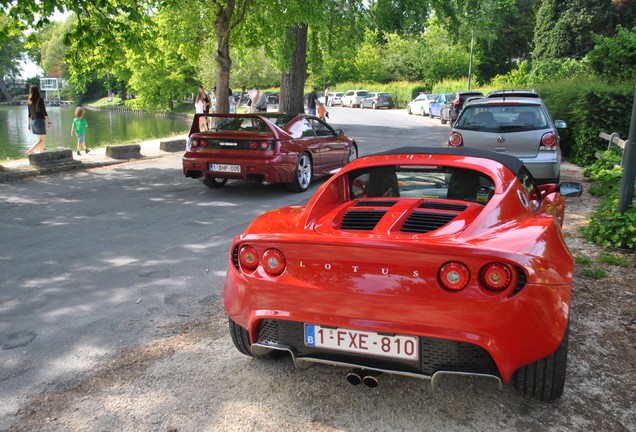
[0,107,449,428]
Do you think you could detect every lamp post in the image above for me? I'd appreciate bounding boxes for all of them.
[468,30,474,90]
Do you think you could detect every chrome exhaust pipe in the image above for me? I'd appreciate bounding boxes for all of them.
[346,369,363,385]
[362,370,382,388]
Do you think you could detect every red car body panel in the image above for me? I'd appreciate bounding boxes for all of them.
[182,113,355,185]
[224,148,576,388]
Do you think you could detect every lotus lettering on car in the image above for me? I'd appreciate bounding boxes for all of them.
[223,147,583,401]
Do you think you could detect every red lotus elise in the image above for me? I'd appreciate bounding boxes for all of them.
[223,147,583,400]
[182,113,358,192]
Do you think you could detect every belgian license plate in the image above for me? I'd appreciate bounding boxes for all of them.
[210,163,240,173]
[304,324,418,360]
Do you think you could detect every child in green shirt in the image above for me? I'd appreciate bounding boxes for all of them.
[70,107,90,156]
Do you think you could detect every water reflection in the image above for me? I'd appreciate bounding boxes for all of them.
[0,105,189,160]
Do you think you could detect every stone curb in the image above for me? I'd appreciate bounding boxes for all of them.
[0,152,171,183]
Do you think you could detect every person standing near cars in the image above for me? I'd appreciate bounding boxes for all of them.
[195,85,209,130]
[307,87,319,116]
[25,85,51,157]
[324,87,329,107]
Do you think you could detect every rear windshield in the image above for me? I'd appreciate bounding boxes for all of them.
[349,165,494,204]
[205,114,295,133]
[456,104,550,131]
[356,91,369,97]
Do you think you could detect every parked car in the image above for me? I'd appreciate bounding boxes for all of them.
[486,89,541,99]
[448,97,567,184]
[328,92,344,106]
[224,146,582,400]
[429,93,454,118]
[407,93,436,116]
[266,93,279,112]
[341,90,369,108]
[182,113,358,192]
[360,92,394,109]
[440,91,484,125]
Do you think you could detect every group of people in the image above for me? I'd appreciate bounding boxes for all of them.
[25,85,90,158]
[196,84,331,120]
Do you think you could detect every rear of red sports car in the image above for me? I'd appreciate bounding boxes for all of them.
[223,148,577,401]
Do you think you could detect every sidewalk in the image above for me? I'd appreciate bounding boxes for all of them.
[0,134,188,183]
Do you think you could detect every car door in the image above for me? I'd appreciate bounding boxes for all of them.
[308,118,347,169]
[286,118,323,167]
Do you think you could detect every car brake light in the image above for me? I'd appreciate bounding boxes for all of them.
[449,132,463,147]
[199,139,207,148]
[480,263,513,291]
[191,139,198,148]
[438,262,470,291]
[263,249,286,276]
[248,141,258,150]
[540,132,557,150]
[375,97,380,101]
[259,141,270,150]
[238,245,259,271]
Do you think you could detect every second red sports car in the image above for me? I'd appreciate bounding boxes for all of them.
[182,113,358,192]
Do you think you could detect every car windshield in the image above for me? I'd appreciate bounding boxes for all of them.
[357,91,369,97]
[456,105,549,132]
[349,165,494,204]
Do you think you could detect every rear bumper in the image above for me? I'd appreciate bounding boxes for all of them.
[224,266,570,383]
[521,150,561,182]
[182,153,294,184]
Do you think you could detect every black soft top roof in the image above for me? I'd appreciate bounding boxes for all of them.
[374,147,525,175]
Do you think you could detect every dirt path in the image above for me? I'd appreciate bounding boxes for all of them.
[8,163,635,432]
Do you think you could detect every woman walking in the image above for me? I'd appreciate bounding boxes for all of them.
[25,85,51,157]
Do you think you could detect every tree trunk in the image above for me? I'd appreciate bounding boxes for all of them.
[0,77,13,102]
[279,24,308,115]
[215,1,234,114]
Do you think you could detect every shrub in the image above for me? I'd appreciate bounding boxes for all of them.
[581,200,636,250]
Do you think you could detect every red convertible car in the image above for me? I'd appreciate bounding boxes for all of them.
[223,147,582,400]
[182,113,358,192]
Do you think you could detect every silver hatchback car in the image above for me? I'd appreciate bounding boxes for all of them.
[448,97,566,184]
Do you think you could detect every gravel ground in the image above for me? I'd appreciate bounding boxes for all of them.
[7,162,636,432]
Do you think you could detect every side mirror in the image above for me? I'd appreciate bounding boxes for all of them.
[336,129,345,136]
[558,182,583,197]
[554,120,567,129]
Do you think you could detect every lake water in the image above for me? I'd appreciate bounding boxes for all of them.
[0,105,190,160]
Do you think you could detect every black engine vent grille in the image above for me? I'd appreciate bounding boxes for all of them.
[420,202,468,212]
[401,211,457,233]
[341,210,387,231]
[354,200,398,208]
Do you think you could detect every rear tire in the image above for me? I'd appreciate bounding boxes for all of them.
[511,324,569,401]
[288,152,312,192]
[229,318,253,356]
[348,144,358,163]
[202,176,228,188]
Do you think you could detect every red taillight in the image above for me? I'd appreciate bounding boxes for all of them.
[199,139,207,148]
[191,139,199,148]
[248,141,258,150]
[238,245,259,271]
[449,132,463,147]
[438,262,470,291]
[375,97,380,101]
[541,132,557,149]
[263,249,286,276]
[480,263,513,291]
[259,141,269,150]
